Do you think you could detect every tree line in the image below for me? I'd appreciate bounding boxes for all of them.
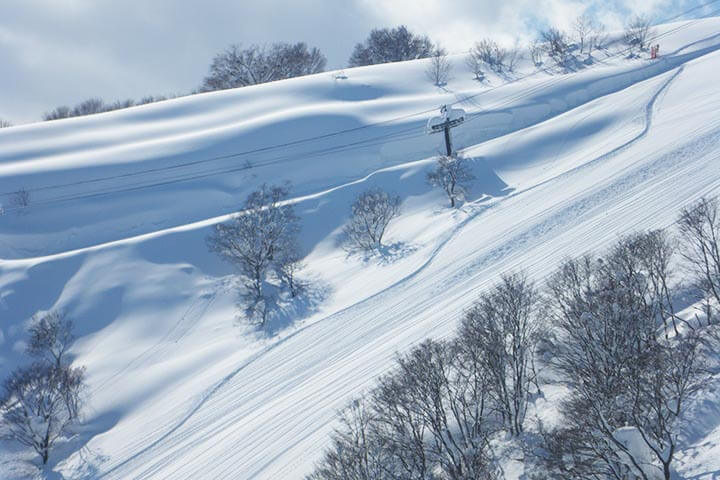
[307,195,720,480]
[31,14,656,124]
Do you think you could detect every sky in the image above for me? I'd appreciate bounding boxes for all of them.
[0,0,715,124]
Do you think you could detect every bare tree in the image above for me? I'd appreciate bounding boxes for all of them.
[632,331,706,480]
[425,48,452,86]
[274,240,305,298]
[43,106,71,121]
[505,41,522,72]
[572,14,595,54]
[588,23,608,57]
[540,28,571,68]
[427,155,475,208]
[138,94,168,105]
[1,363,85,465]
[678,196,720,317]
[398,340,500,479]
[343,187,401,254]
[207,183,301,326]
[370,340,500,480]
[625,15,653,51]
[201,42,327,92]
[348,26,435,67]
[71,98,105,116]
[448,337,501,479]
[540,331,706,480]
[542,233,708,480]
[308,398,396,480]
[371,368,431,479]
[459,273,542,436]
[465,50,486,81]
[311,339,500,480]
[529,39,544,66]
[631,230,681,336]
[105,98,136,111]
[468,39,508,72]
[27,311,75,368]
[26,312,83,421]
[0,118,12,128]
[43,97,142,121]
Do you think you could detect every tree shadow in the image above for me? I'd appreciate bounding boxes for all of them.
[0,426,110,480]
[684,470,720,480]
[462,155,511,202]
[237,276,334,338]
[44,410,118,479]
[340,240,417,266]
[377,242,419,265]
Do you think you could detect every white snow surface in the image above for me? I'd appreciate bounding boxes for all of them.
[2,17,720,479]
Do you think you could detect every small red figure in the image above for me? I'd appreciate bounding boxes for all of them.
[650,44,660,59]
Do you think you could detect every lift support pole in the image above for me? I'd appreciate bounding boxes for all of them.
[443,119,453,156]
[427,105,465,156]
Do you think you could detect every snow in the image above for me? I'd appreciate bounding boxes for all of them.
[2,17,720,479]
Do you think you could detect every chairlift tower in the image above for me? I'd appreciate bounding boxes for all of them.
[426,105,465,156]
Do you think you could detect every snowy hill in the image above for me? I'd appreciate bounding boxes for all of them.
[2,16,720,479]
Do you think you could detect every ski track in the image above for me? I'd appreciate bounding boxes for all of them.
[92,281,224,394]
[92,56,720,479]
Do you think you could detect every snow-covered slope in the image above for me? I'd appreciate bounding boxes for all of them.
[2,17,720,479]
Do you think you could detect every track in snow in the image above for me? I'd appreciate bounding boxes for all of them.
[92,58,720,480]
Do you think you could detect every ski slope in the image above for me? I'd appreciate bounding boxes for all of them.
[2,17,720,479]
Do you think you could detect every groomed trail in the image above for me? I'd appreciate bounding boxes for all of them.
[2,16,720,480]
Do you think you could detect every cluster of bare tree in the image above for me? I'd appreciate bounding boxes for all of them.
[530,13,651,69]
[678,197,720,324]
[202,25,444,92]
[209,183,403,324]
[34,14,662,123]
[479,13,655,79]
[461,13,611,77]
[310,196,720,480]
[200,42,327,92]
[43,94,179,121]
[349,26,436,67]
[38,25,435,121]
[209,163,475,324]
[531,19,604,69]
[0,118,12,128]
[624,15,654,52]
[535,229,708,480]
[466,39,521,79]
[0,312,86,466]
[309,273,541,480]
[573,13,609,57]
[340,155,475,257]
